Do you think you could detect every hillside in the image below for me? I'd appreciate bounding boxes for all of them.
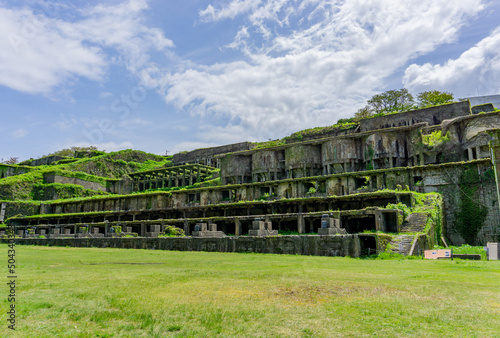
[0,150,171,202]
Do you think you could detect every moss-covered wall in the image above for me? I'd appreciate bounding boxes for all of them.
[0,201,40,219]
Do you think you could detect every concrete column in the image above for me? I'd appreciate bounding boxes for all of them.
[488,132,500,215]
[235,218,241,236]
[140,223,145,237]
[183,220,189,236]
[297,214,305,234]
[468,148,474,161]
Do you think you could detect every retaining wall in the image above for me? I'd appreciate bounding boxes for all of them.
[6,235,364,257]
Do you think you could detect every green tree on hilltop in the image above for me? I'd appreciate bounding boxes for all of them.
[417,90,454,108]
[367,88,415,114]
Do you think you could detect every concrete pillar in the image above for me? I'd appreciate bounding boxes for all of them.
[235,218,241,236]
[140,223,145,237]
[297,214,305,234]
[183,220,189,236]
[468,148,474,161]
[488,131,500,216]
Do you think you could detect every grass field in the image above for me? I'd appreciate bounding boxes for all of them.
[2,245,500,337]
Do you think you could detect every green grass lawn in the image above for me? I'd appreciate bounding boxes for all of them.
[2,245,500,337]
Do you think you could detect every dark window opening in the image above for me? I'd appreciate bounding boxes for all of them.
[359,235,377,256]
[187,193,199,203]
[219,221,235,236]
[354,177,369,190]
[279,219,298,233]
[413,176,423,185]
[382,212,398,233]
[400,195,412,207]
[342,215,376,234]
[304,182,316,195]
[436,152,443,164]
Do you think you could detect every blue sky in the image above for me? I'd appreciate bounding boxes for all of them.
[1,0,500,161]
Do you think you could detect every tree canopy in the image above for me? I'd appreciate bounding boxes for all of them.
[354,88,455,120]
[367,88,415,114]
[417,90,454,107]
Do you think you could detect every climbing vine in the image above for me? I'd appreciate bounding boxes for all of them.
[455,169,489,245]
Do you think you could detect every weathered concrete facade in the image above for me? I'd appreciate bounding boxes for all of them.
[43,172,108,192]
[0,164,31,178]
[4,100,500,250]
[172,141,252,167]
[7,234,379,257]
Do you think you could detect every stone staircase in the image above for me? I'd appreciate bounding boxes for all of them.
[389,235,415,255]
[400,212,429,233]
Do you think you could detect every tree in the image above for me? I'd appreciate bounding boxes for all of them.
[48,146,100,157]
[417,90,454,108]
[367,88,415,114]
[2,157,19,165]
[354,106,373,120]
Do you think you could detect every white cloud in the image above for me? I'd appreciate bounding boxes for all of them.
[199,0,262,22]
[0,0,173,94]
[54,113,78,131]
[99,92,113,99]
[69,141,134,153]
[146,0,486,144]
[119,118,153,127]
[11,128,28,139]
[403,26,500,96]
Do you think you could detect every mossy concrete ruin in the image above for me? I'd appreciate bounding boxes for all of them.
[2,100,500,253]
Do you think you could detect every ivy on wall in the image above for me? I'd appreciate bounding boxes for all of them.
[455,169,489,245]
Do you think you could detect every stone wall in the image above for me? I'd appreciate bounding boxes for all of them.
[359,101,470,132]
[6,235,365,257]
[43,173,108,192]
[471,103,495,114]
[0,201,40,220]
[0,164,31,178]
[173,142,252,166]
[25,155,67,166]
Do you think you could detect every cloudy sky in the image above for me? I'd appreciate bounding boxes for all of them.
[1,0,500,161]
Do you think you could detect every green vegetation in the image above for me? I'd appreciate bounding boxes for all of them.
[421,130,450,148]
[433,244,488,260]
[355,88,456,119]
[159,225,185,237]
[455,169,489,245]
[417,90,454,108]
[0,150,171,202]
[283,121,358,142]
[3,245,499,337]
[252,139,286,149]
[32,183,107,201]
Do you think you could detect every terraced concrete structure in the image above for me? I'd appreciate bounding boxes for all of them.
[4,100,500,256]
